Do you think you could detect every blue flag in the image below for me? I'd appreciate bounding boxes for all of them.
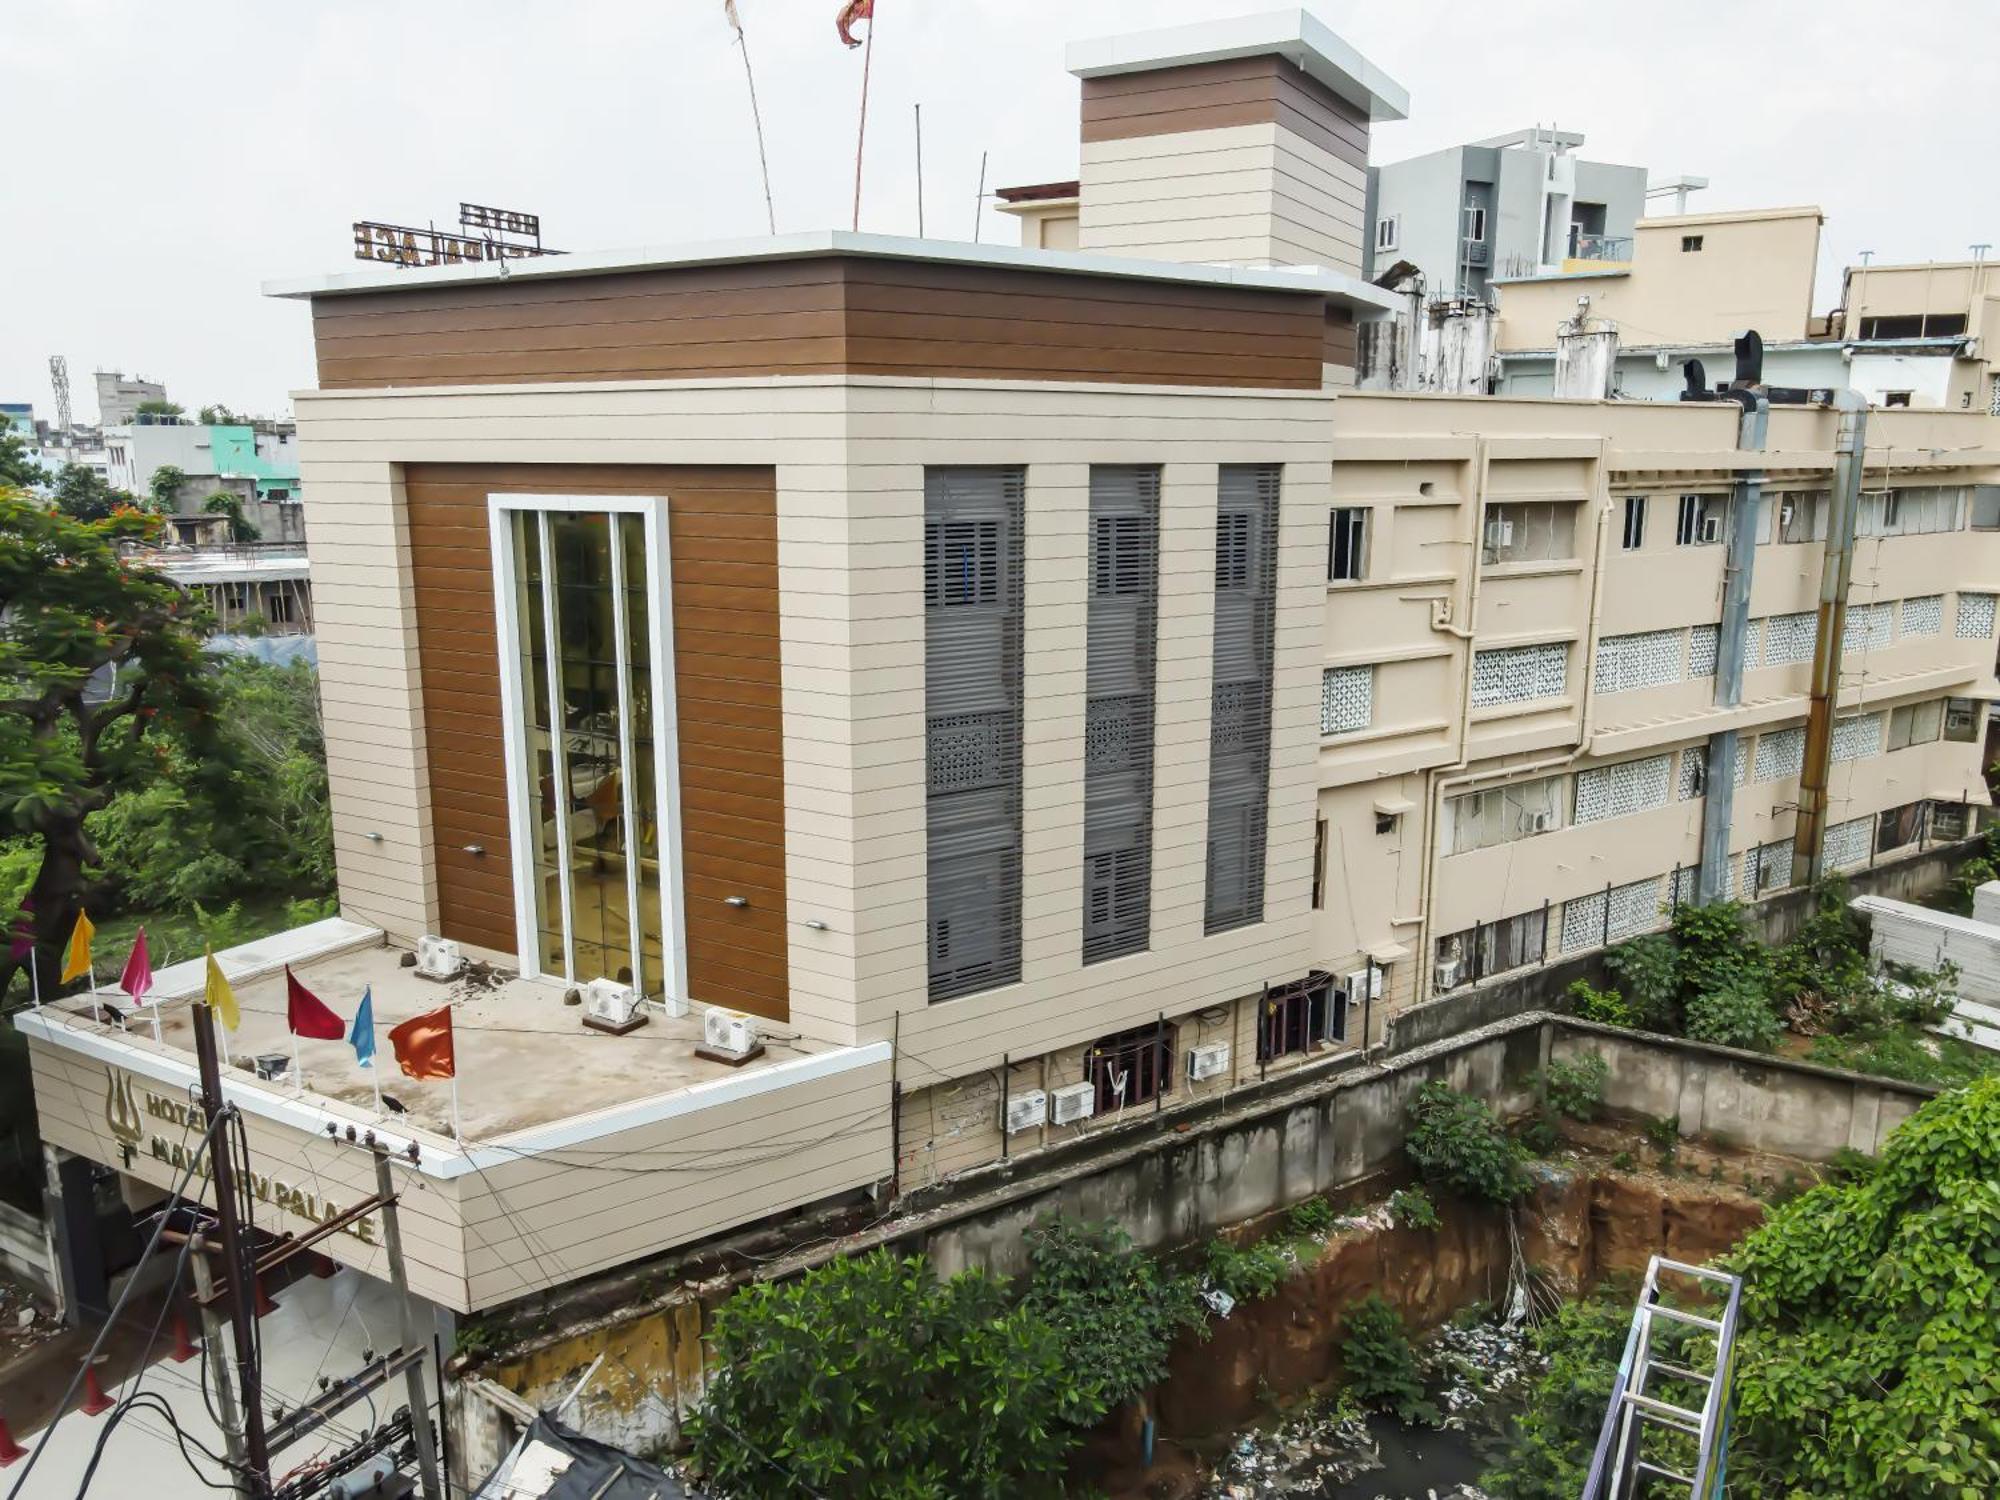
[350,986,376,1068]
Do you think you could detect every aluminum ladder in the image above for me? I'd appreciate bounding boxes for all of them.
[1578,1255,1744,1500]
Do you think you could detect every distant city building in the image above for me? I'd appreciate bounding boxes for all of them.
[1365,128,1650,304]
[0,402,33,438]
[129,543,314,635]
[93,369,169,426]
[104,419,303,542]
[1839,258,2000,413]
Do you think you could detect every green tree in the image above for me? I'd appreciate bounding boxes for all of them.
[201,490,261,542]
[132,399,184,423]
[49,463,141,522]
[146,463,187,514]
[0,489,219,1000]
[197,404,241,426]
[1404,1078,1528,1202]
[686,1250,1079,1499]
[0,432,40,491]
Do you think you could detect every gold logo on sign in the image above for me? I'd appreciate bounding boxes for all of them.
[106,1072,143,1166]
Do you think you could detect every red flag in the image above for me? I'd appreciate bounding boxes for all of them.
[836,0,872,48]
[388,1004,456,1081]
[120,927,153,1007]
[285,965,345,1040]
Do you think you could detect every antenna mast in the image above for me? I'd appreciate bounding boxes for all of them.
[48,355,72,440]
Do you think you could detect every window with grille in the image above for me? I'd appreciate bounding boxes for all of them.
[1761,612,1817,666]
[1860,486,1965,537]
[1675,493,1726,546]
[1824,816,1872,871]
[1754,726,1806,782]
[1321,666,1373,736]
[1774,491,1829,544]
[1931,800,1971,840]
[924,468,1024,1002]
[1087,1021,1175,1112]
[1446,775,1563,854]
[1205,466,1279,935]
[1831,713,1884,763]
[1434,908,1547,986]
[1082,467,1160,965]
[1328,507,1368,582]
[1901,595,1943,636]
[1481,501,1577,566]
[1945,697,1980,742]
[1257,972,1333,1062]
[1471,642,1567,708]
[1844,601,1894,654]
[1620,494,1647,551]
[1561,876,1664,953]
[1595,629,1686,695]
[1688,624,1718,677]
[1955,592,1996,639]
[1573,754,1672,825]
[1743,839,1795,895]
[1888,699,1944,749]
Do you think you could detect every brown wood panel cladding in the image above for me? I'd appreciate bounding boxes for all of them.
[1080,55,1370,168]
[1323,306,1358,368]
[402,463,789,1021]
[310,257,1328,391]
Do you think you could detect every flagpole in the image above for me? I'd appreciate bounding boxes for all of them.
[851,2,876,231]
[370,1057,383,1117]
[28,950,39,1009]
[291,1028,303,1094]
[449,1072,462,1143]
[725,1,777,235]
[150,1005,162,1044]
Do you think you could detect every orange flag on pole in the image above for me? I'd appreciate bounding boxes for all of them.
[388,1004,456,1081]
[61,911,94,985]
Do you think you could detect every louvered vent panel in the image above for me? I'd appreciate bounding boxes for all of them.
[1204,466,1279,935]
[1595,629,1685,695]
[1900,595,1943,637]
[1831,713,1884,763]
[1573,754,1672,825]
[1471,642,1567,708]
[1083,467,1161,965]
[1843,602,1893,654]
[1561,876,1665,952]
[1320,666,1372,736]
[1743,839,1795,895]
[1824,817,1873,871]
[924,468,1025,1001]
[1754,726,1806,782]
[1762,612,1817,666]
[1955,592,1997,639]
[1688,624,1719,677]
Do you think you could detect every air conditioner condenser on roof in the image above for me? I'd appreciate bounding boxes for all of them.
[699,1007,765,1064]
[581,977,645,1035]
[414,935,463,981]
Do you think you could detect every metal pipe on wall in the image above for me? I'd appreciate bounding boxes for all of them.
[1697,391,1769,901]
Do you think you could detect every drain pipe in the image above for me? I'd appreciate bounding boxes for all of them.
[1410,441,1615,1002]
[1696,391,1770,901]
[1795,391,1869,884]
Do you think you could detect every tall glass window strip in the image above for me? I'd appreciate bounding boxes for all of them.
[504,507,667,997]
[1081,467,1160,966]
[1471,642,1567,708]
[1446,775,1563,854]
[1955,592,1997,639]
[924,468,1025,1001]
[1320,666,1373,736]
[1620,494,1647,550]
[1328,507,1368,581]
[1204,466,1280,935]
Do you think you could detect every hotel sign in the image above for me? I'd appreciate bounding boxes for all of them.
[352,200,556,269]
[105,1071,379,1246]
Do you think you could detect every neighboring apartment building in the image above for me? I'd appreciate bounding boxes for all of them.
[1366,127,1648,303]
[1839,257,2000,413]
[92,369,168,426]
[14,17,1998,1457]
[104,418,304,542]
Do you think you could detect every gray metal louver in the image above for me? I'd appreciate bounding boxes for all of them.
[1205,465,1280,934]
[925,468,1025,1001]
[1083,467,1161,964]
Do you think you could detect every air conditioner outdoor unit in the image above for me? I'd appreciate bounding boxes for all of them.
[582,977,644,1032]
[1049,1082,1097,1127]
[1698,515,1722,543]
[1345,966,1383,1002]
[414,935,463,981]
[1527,810,1557,834]
[1186,1042,1231,1081]
[702,1007,763,1060]
[1005,1090,1048,1133]
[1485,518,1515,547]
[1434,957,1464,992]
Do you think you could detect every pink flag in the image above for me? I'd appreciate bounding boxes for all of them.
[119,927,153,1007]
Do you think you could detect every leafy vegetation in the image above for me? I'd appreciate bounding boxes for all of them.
[48,463,141,522]
[1684,976,1783,1050]
[1387,1186,1440,1230]
[1481,1291,1635,1499]
[1203,1235,1291,1303]
[1564,977,1636,1027]
[1338,1294,1436,1425]
[1285,1196,1336,1237]
[1537,1053,1609,1121]
[1404,1079,1528,1203]
[202,490,261,542]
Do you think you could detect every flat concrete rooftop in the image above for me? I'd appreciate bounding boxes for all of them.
[32,920,824,1143]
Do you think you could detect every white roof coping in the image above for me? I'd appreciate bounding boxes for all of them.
[1066,7,1409,123]
[263,228,1403,315]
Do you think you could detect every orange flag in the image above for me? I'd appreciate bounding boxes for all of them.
[387,1004,456,1081]
[836,0,872,48]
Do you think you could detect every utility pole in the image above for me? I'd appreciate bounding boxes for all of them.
[192,1001,274,1497]
[1796,392,1870,883]
[376,1150,444,1500]
[187,1235,251,1497]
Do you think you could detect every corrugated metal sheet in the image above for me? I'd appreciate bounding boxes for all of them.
[1205,465,1280,934]
[1083,466,1161,964]
[925,468,1025,1001]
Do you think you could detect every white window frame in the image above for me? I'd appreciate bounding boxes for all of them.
[1375,215,1400,253]
[487,492,690,1012]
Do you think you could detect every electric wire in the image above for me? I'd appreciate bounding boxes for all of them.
[70,1391,243,1497]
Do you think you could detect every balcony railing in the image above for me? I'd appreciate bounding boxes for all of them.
[1569,233,1633,263]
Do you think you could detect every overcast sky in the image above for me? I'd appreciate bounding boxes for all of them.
[5,0,1996,422]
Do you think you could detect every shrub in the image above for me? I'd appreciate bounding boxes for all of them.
[1204,1236,1291,1303]
[1538,1053,1610,1121]
[1404,1079,1528,1203]
[1683,978,1782,1051]
[1286,1196,1336,1237]
[687,1250,1078,1499]
[1338,1294,1436,1425]
[1517,1109,1562,1155]
[1602,934,1680,1030]
[1565,978,1635,1027]
[1482,1292,1636,1499]
[1388,1187,1440,1230]
[1019,1218,1205,1426]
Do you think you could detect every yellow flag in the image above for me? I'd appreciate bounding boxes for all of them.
[204,949,240,1032]
[60,911,94,984]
